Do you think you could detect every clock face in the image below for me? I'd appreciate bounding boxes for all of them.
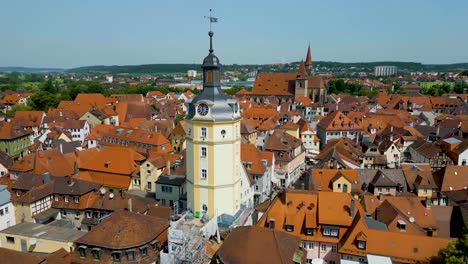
[197,103,209,116]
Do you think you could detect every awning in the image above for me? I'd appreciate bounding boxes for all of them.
[367,254,392,264]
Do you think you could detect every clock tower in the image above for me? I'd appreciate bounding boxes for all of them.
[185,30,242,218]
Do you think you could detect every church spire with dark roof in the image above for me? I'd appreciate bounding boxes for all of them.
[305,44,313,75]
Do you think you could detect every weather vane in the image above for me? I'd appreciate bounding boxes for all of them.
[204,9,219,31]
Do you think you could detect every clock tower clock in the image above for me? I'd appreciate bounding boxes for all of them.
[185,29,242,218]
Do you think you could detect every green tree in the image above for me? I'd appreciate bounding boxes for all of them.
[453,83,467,94]
[5,104,32,118]
[174,114,185,125]
[439,222,468,264]
[28,91,59,111]
[7,72,21,90]
[43,79,58,93]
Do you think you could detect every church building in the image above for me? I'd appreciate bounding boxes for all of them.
[185,30,253,219]
[251,45,326,104]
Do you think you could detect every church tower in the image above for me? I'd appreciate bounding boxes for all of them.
[295,60,309,99]
[185,30,242,218]
[305,44,313,75]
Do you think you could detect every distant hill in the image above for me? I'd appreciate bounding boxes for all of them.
[67,62,468,74]
[0,67,66,73]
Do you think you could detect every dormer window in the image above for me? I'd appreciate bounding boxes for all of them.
[358,241,366,249]
[306,228,314,236]
[92,248,101,260]
[285,225,294,232]
[112,251,121,262]
[78,245,87,258]
[323,226,339,237]
[246,162,252,169]
[74,196,79,203]
[64,195,69,203]
[397,220,406,231]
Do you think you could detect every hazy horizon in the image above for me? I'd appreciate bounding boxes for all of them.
[1,0,467,68]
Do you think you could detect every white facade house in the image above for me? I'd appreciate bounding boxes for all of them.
[0,162,8,177]
[374,66,397,76]
[187,70,198,78]
[105,75,113,83]
[61,120,90,144]
[457,148,468,166]
[0,185,15,231]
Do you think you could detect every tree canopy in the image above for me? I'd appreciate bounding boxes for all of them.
[438,222,468,264]
[327,79,377,98]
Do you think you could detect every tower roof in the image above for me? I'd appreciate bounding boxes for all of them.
[202,31,220,69]
[296,60,308,78]
[305,44,312,66]
[185,29,240,123]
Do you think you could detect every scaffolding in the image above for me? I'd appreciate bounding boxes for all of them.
[161,212,219,264]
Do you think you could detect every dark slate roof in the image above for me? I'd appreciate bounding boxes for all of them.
[409,139,441,159]
[0,150,14,168]
[414,125,457,139]
[370,170,399,187]
[156,175,185,186]
[358,169,407,192]
[52,177,100,196]
[50,140,82,154]
[364,214,388,231]
[11,173,47,191]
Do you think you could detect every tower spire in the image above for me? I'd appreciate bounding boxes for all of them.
[297,60,307,78]
[305,43,313,75]
[305,44,312,66]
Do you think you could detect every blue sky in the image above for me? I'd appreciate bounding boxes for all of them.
[1,0,467,68]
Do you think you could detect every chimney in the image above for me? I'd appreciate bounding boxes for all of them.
[300,182,305,190]
[74,162,79,174]
[436,127,440,137]
[128,198,133,212]
[390,126,394,141]
[379,192,384,202]
[350,198,355,217]
[166,159,171,175]
[67,175,73,185]
[59,144,63,154]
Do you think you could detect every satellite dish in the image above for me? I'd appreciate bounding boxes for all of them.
[109,193,114,199]
[409,217,415,223]
[99,187,106,195]
[30,238,37,245]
